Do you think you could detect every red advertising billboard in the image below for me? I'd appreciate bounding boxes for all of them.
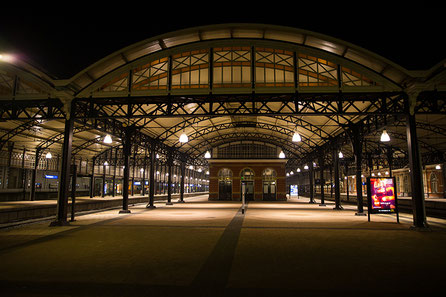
[367,176,399,223]
[368,177,397,213]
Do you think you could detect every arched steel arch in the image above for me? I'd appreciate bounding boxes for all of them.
[174,122,316,156]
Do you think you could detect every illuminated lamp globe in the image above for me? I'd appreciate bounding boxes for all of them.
[338,151,343,158]
[179,132,188,143]
[204,151,211,158]
[279,151,285,158]
[292,132,301,142]
[297,168,301,172]
[436,164,441,170]
[104,134,113,144]
[380,129,390,142]
[304,165,309,170]
[45,152,52,159]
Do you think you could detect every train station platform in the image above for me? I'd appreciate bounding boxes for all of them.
[0,195,445,297]
[0,192,207,227]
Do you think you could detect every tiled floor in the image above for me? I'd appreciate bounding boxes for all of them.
[0,195,445,296]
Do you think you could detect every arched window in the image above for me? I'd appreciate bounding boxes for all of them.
[240,168,255,181]
[218,168,233,181]
[262,168,277,181]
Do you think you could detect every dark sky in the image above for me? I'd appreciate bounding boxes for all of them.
[1,5,444,79]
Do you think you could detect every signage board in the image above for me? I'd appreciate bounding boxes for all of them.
[366,177,399,222]
[45,175,58,179]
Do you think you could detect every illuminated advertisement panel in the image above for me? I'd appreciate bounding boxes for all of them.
[367,177,398,214]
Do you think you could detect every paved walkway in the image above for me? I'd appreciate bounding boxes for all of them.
[0,195,445,297]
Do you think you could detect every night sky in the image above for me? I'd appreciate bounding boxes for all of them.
[1,4,444,79]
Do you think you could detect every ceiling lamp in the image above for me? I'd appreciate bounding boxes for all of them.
[304,165,309,170]
[380,129,390,142]
[297,168,301,172]
[45,151,52,159]
[204,151,211,159]
[436,164,441,170]
[290,171,294,175]
[338,151,343,158]
[179,131,188,143]
[104,161,109,166]
[292,131,301,142]
[104,134,112,144]
[279,151,285,158]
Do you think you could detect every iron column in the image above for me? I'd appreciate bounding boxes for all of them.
[166,150,173,205]
[178,161,185,203]
[146,145,156,208]
[119,127,132,214]
[333,148,343,210]
[406,112,428,228]
[50,100,75,226]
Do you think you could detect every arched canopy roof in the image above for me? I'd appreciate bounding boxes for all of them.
[1,23,446,169]
[67,23,419,95]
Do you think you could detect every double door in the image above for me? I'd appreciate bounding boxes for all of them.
[241,181,254,201]
[263,181,276,200]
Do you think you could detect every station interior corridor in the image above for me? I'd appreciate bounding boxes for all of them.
[1,195,446,297]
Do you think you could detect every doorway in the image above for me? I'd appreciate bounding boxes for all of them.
[218,168,233,200]
[241,168,255,201]
[263,168,277,200]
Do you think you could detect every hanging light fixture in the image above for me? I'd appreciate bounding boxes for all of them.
[304,165,309,170]
[380,129,390,142]
[104,161,109,166]
[297,168,301,172]
[179,130,188,143]
[436,164,441,170]
[279,151,285,158]
[338,151,343,158]
[45,151,52,159]
[292,131,301,142]
[290,171,294,175]
[104,134,112,144]
[204,151,211,158]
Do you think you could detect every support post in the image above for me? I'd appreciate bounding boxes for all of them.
[319,155,326,206]
[70,164,77,222]
[50,101,75,226]
[21,148,26,200]
[309,161,315,203]
[406,111,428,228]
[178,161,185,203]
[142,152,147,196]
[345,163,349,201]
[119,127,133,214]
[90,157,95,198]
[30,148,40,201]
[350,125,365,216]
[333,147,343,210]
[146,145,156,208]
[166,150,173,205]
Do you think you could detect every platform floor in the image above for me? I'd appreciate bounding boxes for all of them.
[0,195,445,297]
